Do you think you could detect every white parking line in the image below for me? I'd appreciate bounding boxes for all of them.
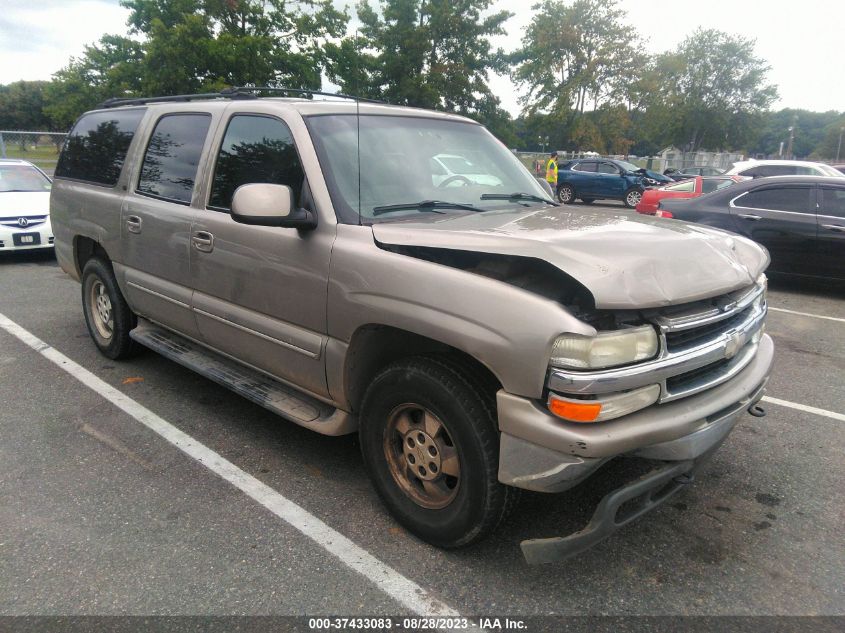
[0,312,465,621]
[769,307,845,324]
[762,396,845,423]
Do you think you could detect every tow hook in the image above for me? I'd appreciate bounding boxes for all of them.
[748,404,766,418]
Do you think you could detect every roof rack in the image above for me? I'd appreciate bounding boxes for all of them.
[99,86,386,109]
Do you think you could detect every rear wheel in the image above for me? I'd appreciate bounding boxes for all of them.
[557,184,575,204]
[624,187,644,208]
[81,258,138,360]
[359,356,513,548]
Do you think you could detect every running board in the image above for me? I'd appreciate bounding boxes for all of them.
[130,320,355,436]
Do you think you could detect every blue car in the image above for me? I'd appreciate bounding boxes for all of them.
[556,158,671,208]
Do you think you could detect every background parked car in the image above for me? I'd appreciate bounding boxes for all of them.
[557,158,671,207]
[636,175,743,215]
[832,164,845,175]
[656,175,845,280]
[677,166,726,177]
[0,159,54,252]
[727,159,844,179]
[430,153,503,187]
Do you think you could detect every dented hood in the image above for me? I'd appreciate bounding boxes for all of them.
[371,207,769,309]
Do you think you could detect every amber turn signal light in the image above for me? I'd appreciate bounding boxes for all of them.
[547,396,602,423]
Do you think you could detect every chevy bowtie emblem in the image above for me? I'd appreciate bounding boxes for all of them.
[724,331,743,359]
[18,217,29,228]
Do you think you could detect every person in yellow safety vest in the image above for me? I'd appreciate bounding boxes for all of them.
[545,151,559,193]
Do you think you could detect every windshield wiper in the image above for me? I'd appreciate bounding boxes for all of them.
[372,200,481,216]
[480,192,559,206]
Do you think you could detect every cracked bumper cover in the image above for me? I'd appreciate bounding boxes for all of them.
[496,334,773,564]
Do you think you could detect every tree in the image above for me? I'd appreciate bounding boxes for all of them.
[45,0,349,128]
[510,0,640,122]
[0,81,53,131]
[646,29,777,152]
[329,0,511,115]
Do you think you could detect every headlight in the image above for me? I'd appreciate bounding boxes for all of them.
[550,325,658,370]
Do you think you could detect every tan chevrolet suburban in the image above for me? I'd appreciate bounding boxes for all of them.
[50,88,773,563]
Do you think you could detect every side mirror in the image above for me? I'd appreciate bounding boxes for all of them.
[231,183,316,229]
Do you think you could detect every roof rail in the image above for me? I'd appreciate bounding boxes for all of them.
[98,86,386,109]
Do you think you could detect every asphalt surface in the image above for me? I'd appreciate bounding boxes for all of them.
[1,221,844,621]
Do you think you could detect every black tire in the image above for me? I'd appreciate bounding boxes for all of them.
[623,187,644,208]
[81,257,139,360]
[557,183,575,204]
[580,198,595,205]
[359,356,514,548]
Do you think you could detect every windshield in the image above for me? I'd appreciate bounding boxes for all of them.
[820,164,845,178]
[306,114,552,223]
[0,164,52,192]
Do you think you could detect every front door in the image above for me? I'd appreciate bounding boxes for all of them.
[188,111,334,399]
[121,112,213,337]
[728,184,817,277]
[816,184,845,280]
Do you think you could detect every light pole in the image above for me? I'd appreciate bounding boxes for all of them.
[837,126,844,163]
[538,136,549,154]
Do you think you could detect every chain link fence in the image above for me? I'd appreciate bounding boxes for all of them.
[0,131,68,176]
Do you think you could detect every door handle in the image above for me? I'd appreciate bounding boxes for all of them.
[821,224,845,233]
[126,215,142,233]
[737,214,762,221]
[192,231,214,252]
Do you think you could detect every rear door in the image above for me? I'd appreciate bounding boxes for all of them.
[728,184,817,276]
[816,184,845,280]
[567,161,598,196]
[120,111,215,337]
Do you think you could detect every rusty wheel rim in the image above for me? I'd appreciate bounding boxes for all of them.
[89,279,113,340]
[383,404,461,510]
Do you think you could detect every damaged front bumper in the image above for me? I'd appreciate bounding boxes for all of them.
[497,333,773,564]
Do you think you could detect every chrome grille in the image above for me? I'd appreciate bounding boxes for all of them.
[547,278,767,405]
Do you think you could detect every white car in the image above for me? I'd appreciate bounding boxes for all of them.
[726,159,844,179]
[430,153,504,187]
[0,159,54,252]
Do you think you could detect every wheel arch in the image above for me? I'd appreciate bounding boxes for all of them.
[342,324,502,415]
[74,235,111,278]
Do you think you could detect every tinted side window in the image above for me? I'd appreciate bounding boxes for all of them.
[596,163,618,174]
[820,187,845,218]
[737,187,813,213]
[702,179,733,194]
[137,114,211,204]
[573,162,596,173]
[209,115,305,210]
[55,109,145,186]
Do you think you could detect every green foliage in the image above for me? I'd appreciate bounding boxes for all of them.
[640,29,778,152]
[327,0,511,120]
[0,81,53,130]
[1,0,842,157]
[510,0,640,118]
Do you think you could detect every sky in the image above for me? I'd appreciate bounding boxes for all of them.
[1,0,842,117]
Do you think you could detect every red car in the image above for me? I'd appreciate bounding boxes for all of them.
[636,176,744,216]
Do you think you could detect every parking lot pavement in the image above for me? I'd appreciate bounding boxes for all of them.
[1,251,843,619]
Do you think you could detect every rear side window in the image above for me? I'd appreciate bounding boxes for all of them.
[137,114,211,205]
[572,162,596,173]
[55,108,145,186]
[666,180,696,192]
[819,187,845,218]
[208,115,305,210]
[702,179,735,194]
[737,186,813,213]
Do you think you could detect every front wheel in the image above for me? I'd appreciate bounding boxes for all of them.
[557,184,575,204]
[624,187,644,208]
[81,258,139,359]
[359,356,513,548]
